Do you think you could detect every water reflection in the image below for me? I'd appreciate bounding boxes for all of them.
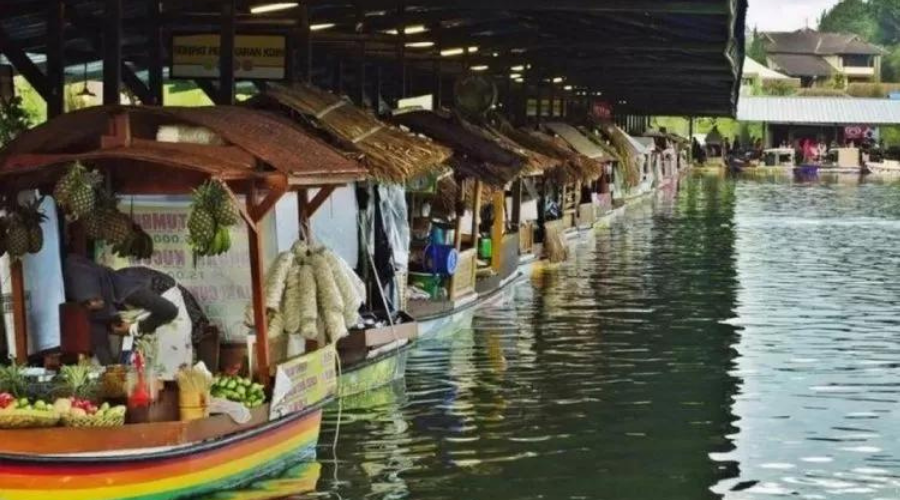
[712,179,900,499]
[216,174,899,500]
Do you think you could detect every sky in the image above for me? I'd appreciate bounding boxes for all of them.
[747,0,841,32]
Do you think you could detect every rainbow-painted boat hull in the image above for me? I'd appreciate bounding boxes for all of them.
[0,408,323,500]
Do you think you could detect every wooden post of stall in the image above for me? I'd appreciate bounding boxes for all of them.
[246,184,270,384]
[148,0,163,105]
[448,178,466,300]
[219,0,236,105]
[297,188,311,241]
[511,179,522,228]
[490,190,504,274]
[10,261,28,364]
[103,0,122,105]
[46,0,65,117]
[471,178,483,260]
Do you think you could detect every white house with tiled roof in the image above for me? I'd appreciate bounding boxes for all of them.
[761,29,884,87]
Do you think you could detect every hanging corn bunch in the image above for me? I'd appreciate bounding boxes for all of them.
[282,266,302,334]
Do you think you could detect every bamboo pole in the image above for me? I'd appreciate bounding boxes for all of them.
[491,190,504,274]
[11,260,28,364]
[247,185,270,384]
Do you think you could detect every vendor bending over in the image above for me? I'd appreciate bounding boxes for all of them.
[63,255,197,378]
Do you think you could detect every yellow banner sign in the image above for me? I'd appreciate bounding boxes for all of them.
[172,34,287,80]
[269,344,337,420]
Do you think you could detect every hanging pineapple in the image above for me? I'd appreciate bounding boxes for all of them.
[21,198,47,254]
[53,163,102,221]
[188,180,239,257]
[0,216,8,258]
[5,213,29,259]
[4,199,47,259]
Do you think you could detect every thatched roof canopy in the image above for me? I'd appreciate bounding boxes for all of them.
[390,108,526,186]
[0,105,366,192]
[250,84,451,183]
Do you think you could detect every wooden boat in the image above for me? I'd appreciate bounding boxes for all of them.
[0,402,325,500]
[865,160,900,176]
[0,105,367,500]
[200,461,321,500]
[336,335,415,398]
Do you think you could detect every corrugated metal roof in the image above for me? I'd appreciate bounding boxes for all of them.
[737,97,900,125]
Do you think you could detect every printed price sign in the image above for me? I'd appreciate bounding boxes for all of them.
[96,202,253,340]
[269,344,337,420]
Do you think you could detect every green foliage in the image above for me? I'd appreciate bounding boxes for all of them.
[881,125,900,146]
[881,44,900,82]
[761,80,797,96]
[871,0,900,45]
[819,0,879,41]
[0,96,31,147]
[747,27,768,63]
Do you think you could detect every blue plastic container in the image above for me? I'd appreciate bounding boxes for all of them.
[424,244,459,275]
[430,226,446,245]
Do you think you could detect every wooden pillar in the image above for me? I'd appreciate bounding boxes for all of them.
[247,188,270,384]
[433,60,442,109]
[688,116,695,163]
[490,190,504,274]
[11,261,28,364]
[397,2,407,99]
[297,188,311,241]
[46,0,65,117]
[511,179,523,226]
[219,0,235,105]
[103,0,122,105]
[453,179,465,251]
[293,4,312,83]
[148,0,163,105]
[471,179,483,252]
[357,43,367,107]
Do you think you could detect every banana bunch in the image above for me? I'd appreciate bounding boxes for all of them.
[188,180,238,257]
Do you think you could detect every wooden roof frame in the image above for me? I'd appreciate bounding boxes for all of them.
[0,105,363,382]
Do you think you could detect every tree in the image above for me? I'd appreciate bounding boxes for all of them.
[871,0,900,44]
[747,27,768,63]
[881,44,900,81]
[818,0,878,41]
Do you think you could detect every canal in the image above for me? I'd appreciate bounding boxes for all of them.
[218,173,900,500]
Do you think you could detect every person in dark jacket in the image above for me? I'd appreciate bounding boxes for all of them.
[63,255,178,365]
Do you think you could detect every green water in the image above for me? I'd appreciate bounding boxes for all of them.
[229,174,900,500]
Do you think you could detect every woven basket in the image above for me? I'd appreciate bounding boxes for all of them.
[62,412,125,428]
[0,410,61,429]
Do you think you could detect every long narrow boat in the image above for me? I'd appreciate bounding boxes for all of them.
[0,400,326,500]
[0,105,366,500]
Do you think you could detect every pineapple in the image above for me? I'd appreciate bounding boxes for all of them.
[188,207,216,252]
[208,182,239,226]
[54,163,102,221]
[53,163,85,206]
[68,183,96,220]
[82,212,105,240]
[103,211,133,245]
[5,215,29,259]
[27,226,43,254]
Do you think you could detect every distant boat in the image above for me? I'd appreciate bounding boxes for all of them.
[793,164,820,180]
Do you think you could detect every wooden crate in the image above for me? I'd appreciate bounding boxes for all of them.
[450,249,477,300]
